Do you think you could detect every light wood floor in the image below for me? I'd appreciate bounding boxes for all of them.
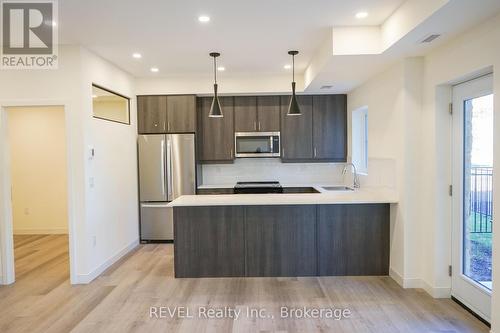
[0,235,489,333]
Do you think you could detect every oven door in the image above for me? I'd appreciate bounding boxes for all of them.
[235,132,280,157]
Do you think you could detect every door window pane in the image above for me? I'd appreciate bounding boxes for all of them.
[463,94,493,290]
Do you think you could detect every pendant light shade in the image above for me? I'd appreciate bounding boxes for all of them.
[209,52,223,118]
[287,50,301,116]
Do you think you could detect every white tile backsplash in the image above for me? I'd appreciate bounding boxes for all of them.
[201,158,345,185]
[201,157,397,189]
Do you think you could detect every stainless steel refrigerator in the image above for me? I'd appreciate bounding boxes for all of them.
[138,134,196,241]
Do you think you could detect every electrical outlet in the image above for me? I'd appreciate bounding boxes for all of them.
[89,177,95,188]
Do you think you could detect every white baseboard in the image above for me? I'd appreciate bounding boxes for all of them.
[73,239,139,284]
[13,228,68,235]
[389,267,450,298]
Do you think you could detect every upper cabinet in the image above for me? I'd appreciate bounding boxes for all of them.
[137,95,196,134]
[198,96,235,163]
[234,96,281,132]
[234,96,258,132]
[280,95,313,160]
[257,96,280,132]
[312,95,347,162]
[280,94,347,162]
[167,95,196,133]
[137,95,167,133]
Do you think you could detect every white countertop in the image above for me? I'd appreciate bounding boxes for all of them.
[168,184,398,207]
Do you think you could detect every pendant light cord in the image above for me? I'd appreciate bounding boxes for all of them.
[292,54,295,83]
[213,56,217,84]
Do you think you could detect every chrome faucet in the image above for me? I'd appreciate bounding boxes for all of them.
[342,163,360,189]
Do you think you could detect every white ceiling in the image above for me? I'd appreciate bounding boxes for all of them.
[59,0,404,77]
[59,0,500,94]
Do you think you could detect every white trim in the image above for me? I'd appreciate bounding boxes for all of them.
[389,267,404,286]
[74,239,139,284]
[0,100,77,286]
[13,228,68,235]
[389,267,451,298]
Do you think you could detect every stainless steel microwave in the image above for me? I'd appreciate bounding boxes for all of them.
[234,132,280,158]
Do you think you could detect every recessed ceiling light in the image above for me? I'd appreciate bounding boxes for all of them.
[355,12,368,19]
[132,53,142,59]
[284,64,291,69]
[198,15,210,23]
[92,94,98,98]
[150,67,159,73]
[217,66,225,71]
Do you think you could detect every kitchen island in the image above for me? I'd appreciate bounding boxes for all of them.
[168,186,397,278]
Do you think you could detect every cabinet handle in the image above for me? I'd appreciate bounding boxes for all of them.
[167,121,170,131]
[230,148,233,157]
[258,122,261,131]
[314,147,317,157]
[254,121,257,131]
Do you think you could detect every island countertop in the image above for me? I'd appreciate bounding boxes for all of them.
[167,185,398,207]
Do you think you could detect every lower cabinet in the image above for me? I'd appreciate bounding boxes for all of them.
[245,205,317,277]
[173,204,390,278]
[318,204,390,276]
[174,206,245,278]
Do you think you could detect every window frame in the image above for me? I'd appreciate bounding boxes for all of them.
[92,83,131,125]
[351,106,368,174]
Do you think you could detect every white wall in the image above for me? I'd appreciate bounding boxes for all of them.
[135,74,304,96]
[0,45,139,284]
[7,106,68,234]
[419,12,500,328]
[348,59,420,287]
[348,12,500,329]
[79,48,139,282]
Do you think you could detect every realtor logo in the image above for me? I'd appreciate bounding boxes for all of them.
[1,0,58,69]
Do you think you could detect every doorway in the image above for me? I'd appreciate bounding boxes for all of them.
[0,105,74,285]
[452,74,493,322]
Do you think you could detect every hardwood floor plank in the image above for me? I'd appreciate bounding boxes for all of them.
[0,235,489,333]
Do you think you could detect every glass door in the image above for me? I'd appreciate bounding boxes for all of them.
[452,74,493,322]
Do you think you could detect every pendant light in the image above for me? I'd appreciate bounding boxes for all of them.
[209,52,223,118]
[287,50,301,116]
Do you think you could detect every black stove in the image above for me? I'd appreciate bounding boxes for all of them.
[233,181,283,194]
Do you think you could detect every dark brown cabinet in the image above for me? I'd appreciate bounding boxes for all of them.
[234,96,258,132]
[280,95,313,160]
[174,206,245,278]
[245,205,317,277]
[234,96,281,132]
[318,204,389,276]
[198,96,235,162]
[313,95,347,161]
[137,95,196,134]
[257,96,281,132]
[279,94,347,162]
[173,203,390,278]
[137,95,167,133]
[166,95,196,133]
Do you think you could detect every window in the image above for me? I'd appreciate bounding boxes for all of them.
[352,106,368,174]
[92,84,130,124]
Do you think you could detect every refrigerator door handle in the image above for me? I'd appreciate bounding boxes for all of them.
[160,139,166,197]
[166,137,173,201]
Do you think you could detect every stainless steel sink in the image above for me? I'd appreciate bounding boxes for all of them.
[322,186,355,191]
